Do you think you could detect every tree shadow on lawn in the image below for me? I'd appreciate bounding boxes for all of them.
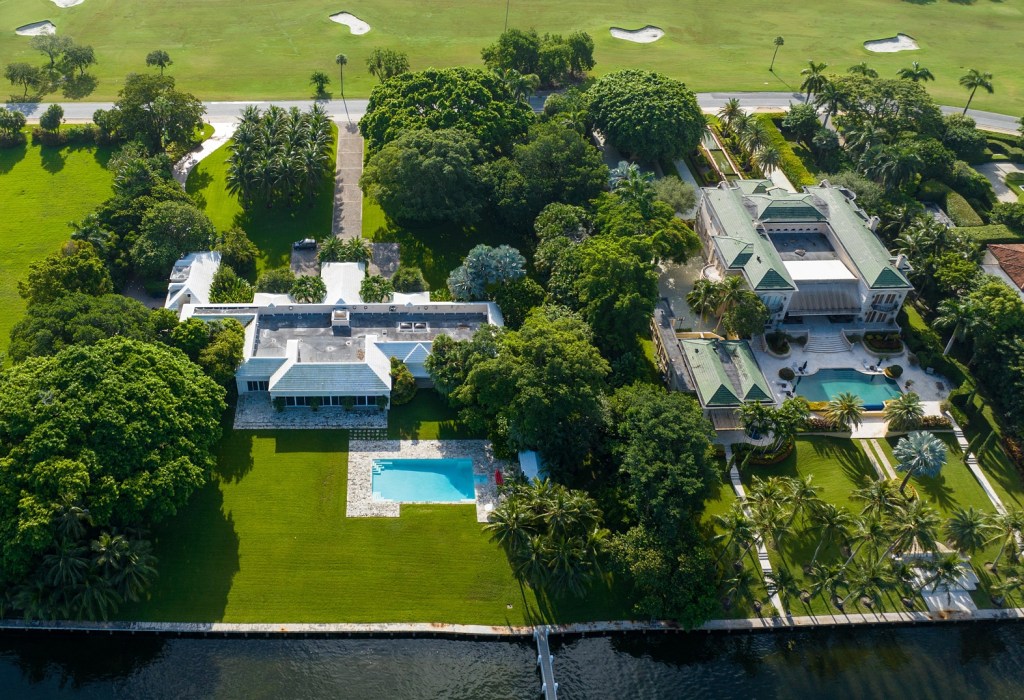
[911,473,959,513]
[387,391,481,440]
[214,429,255,483]
[808,438,876,492]
[0,142,27,175]
[39,145,67,174]
[123,483,240,622]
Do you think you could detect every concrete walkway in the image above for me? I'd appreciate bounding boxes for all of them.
[172,121,235,186]
[861,438,897,480]
[975,162,1024,204]
[725,446,788,620]
[332,121,364,239]
[767,167,796,193]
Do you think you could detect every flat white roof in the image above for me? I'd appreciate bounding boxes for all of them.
[321,262,365,304]
[783,259,856,282]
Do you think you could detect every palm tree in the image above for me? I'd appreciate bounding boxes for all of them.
[717,98,744,137]
[722,566,757,611]
[945,507,993,556]
[848,62,878,79]
[115,538,158,602]
[513,534,549,588]
[959,69,994,114]
[809,503,853,567]
[799,61,829,101]
[853,480,904,520]
[785,475,821,530]
[985,508,1024,571]
[842,515,888,569]
[687,279,721,323]
[613,163,656,217]
[862,144,923,190]
[714,503,756,565]
[824,392,865,432]
[737,401,775,442]
[883,499,941,559]
[753,144,783,175]
[808,562,845,612]
[991,565,1024,607]
[739,120,770,156]
[53,498,92,541]
[41,541,90,589]
[769,36,784,72]
[884,392,925,432]
[335,53,350,122]
[898,62,935,83]
[765,567,800,609]
[813,81,845,127]
[893,431,948,495]
[713,275,746,332]
[485,497,534,555]
[496,68,540,105]
[922,552,967,607]
[934,298,977,356]
[839,554,893,611]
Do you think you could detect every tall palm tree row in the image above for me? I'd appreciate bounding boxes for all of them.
[959,68,994,114]
[226,104,335,208]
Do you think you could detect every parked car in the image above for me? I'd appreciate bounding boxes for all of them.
[293,238,317,250]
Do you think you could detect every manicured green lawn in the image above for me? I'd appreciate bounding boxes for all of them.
[2,1,1020,111]
[387,390,481,440]
[185,129,337,275]
[126,428,630,623]
[0,137,113,357]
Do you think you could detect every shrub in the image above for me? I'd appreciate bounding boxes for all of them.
[991,202,1024,234]
[945,191,984,227]
[309,396,321,412]
[755,114,817,188]
[779,367,795,381]
[885,364,904,379]
[391,265,429,293]
[256,267,296,293]
[920,415,952,429]
[360,274,394,303]
[376,395,389,411]
[803,417,833,432]
[958,224,1024,245]
[273,397,286,412]
[864,333,903,353]
[389,357,417,405]
[766,332,790,354]
[342,396,355,411]
[917,179,952,205]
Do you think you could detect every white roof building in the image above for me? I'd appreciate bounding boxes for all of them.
[165,251,221,312]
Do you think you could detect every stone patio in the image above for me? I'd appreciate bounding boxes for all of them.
[233,393,387,430]
[347,440,507,522]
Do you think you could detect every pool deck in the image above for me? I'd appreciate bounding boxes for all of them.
[347,440,507,522]
[752,334,948,420]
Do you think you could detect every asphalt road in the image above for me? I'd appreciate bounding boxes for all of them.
[7,92,1021,134]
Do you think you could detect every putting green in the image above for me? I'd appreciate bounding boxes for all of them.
[0,0,1021,112]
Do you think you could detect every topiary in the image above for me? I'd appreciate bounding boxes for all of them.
[779,367,795,381]
[885,364,904,379]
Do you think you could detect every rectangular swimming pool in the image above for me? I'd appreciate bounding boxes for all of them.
[372,458,477,503]
[794,368,901,410]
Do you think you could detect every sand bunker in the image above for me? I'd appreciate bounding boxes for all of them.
[52,0,85,7]
[610,25,664,44]
[329,12,370,35]
[864,34,918,53]
[15,20,56,36]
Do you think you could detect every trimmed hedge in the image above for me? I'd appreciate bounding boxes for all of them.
[959,224,1024,245]
[946,190,984,227]
[917,179,952,204]
[756,114,817,188]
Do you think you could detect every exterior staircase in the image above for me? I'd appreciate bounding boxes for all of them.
[804,332,851,353]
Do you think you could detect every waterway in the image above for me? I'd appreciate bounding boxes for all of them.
[3,623,1024,699]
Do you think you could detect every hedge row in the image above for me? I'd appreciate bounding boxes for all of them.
[960,224,1024,245]
[757,114,817,188]
[946,190,984,227]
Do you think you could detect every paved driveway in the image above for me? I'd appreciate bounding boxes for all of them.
[976,162,1024,204]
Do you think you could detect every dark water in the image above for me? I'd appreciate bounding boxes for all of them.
[3,624,1024,699]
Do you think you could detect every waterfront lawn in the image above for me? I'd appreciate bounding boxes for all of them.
[0,138,113,356]
[0,0,1022,111]
[127,429,631,624]
[185,128,337,275]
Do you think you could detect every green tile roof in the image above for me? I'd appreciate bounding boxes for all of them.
[680,338,773,408]
[806,185,911,289]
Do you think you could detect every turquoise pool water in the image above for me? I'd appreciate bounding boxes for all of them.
[372,458,477,502]
[794,368,901,410]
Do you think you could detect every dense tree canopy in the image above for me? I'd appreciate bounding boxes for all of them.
[18,241,113,307]
[481,29,595,86]
[359,68,534,157]
[0,338,226,584]
[587,70,705,162]
[447,244,526,301]
[130,200,216,279]
[8,293,159,363]
[607,384,718,541]
[361,128,486,226]
[94,73,205,153]
[446,306,609,476]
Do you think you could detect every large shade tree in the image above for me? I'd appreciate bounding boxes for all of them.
[587,70,705,162]
[359,67,534,157]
